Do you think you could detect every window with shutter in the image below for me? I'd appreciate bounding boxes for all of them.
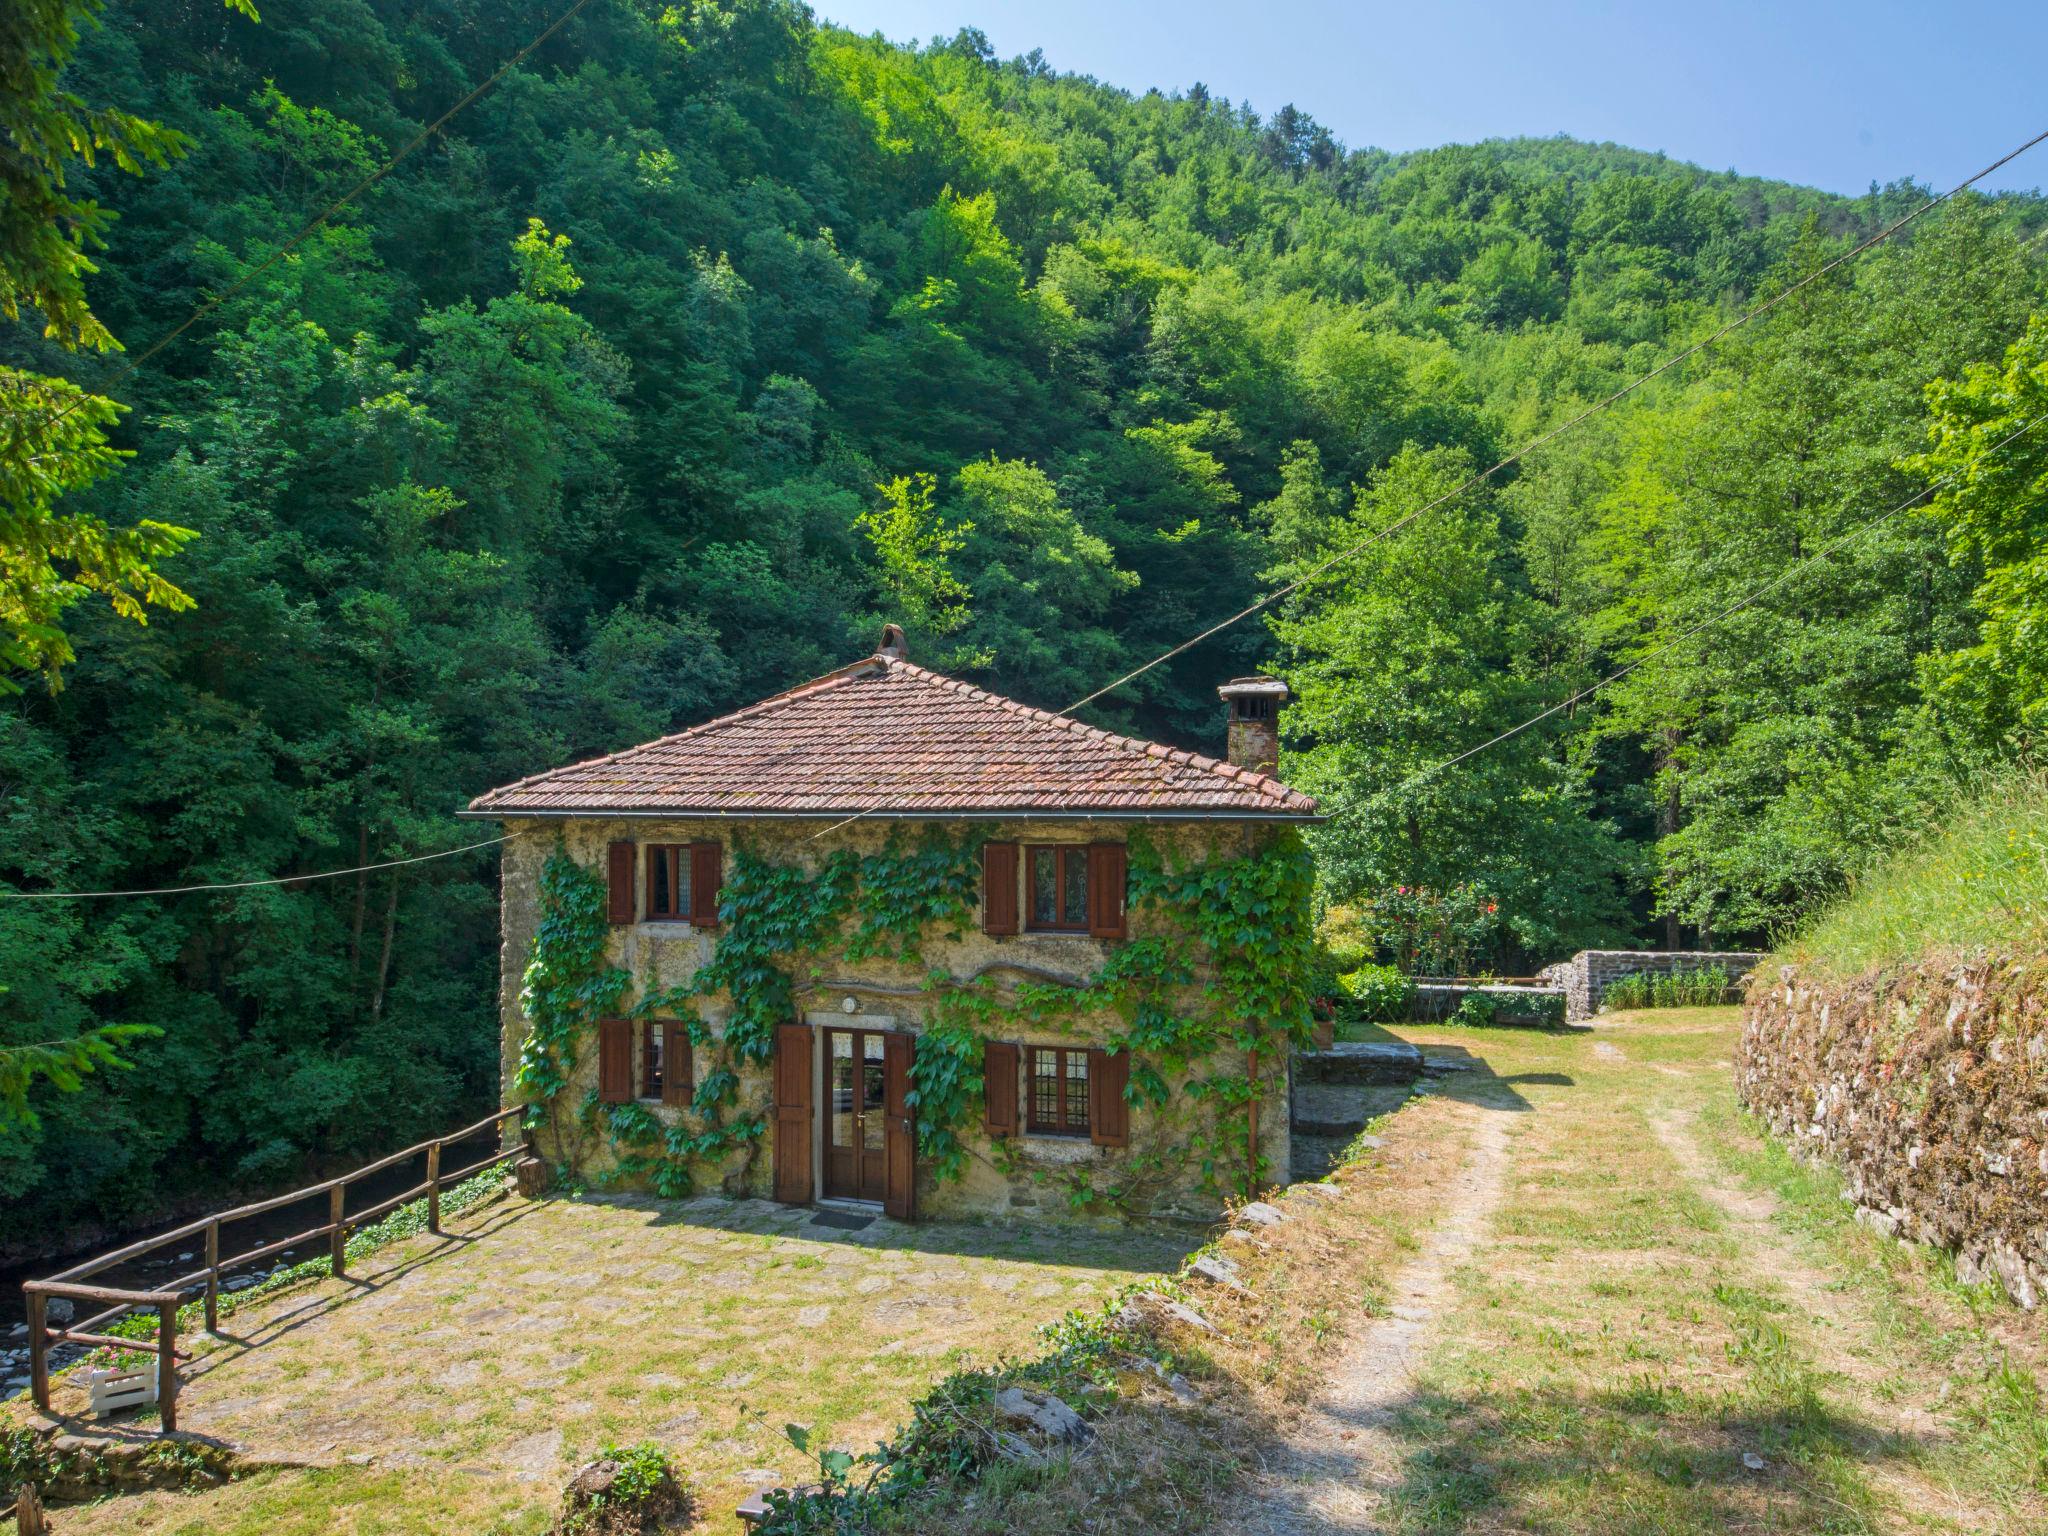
[1025,846,1089,932]
[1025,1046,1090,1135]
[1088,1047,1129,1147]
[597,1018,633,1103]
[645,844,691,921]
[640,1019,665,1101]
[982,842,1019,935]
[982,1041,1019,1135]
[607,842,635,925]
[661,1021,693,1108]
[1087,843,1127,939]
[689,842,722,927]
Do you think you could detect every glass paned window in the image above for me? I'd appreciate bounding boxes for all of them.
[641,1020,664,1100]
[647,844,691,920]
[1027,847,1089,931]
[1026,1047,1089,1135]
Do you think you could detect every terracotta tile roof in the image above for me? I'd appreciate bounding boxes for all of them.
[466,651,1320,821]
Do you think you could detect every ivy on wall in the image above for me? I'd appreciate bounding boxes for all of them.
[514,826,1316,1210]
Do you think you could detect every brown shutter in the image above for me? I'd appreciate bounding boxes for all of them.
[1087,843,1127,939]
[982,1041,1019,1136]
[772,1022,813,1205]
[883,1031,917,1221]
[662,1022,692,1107]
[1088,1047,1129,1147]
[690,841,722,928]
[981,841,1019,935]
[597,1018,633,1103]
[607,841,635,924]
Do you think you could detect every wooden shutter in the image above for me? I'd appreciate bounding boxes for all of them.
[883,1031,917,1221]
[690,842,722,927]
[1088,1047,1129,1147]
[597,1018,633,1103]
[606,841,635,924]
[981,842,1019,935]
[1087,843,1128,939]
[772,1022,813,1205]
[662,1021,693,1108]
[982,1041,1020,1136]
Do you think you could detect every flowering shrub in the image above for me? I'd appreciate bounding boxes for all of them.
[1366,884,1503,974]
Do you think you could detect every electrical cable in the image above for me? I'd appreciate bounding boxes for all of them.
[1375,409,2048,807]
[0,834,512,900]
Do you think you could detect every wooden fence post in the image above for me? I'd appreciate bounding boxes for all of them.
[329,1185,347,1279]
[26,1290,48,1412]
[157,1299,179,1433]
[426,1141,442,1235]
[15,1481,45,1536]
[204,1217,220,1333]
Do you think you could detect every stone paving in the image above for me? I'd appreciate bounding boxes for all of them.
[33,1189,1190,1524]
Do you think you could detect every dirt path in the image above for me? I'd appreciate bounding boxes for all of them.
[1239,1092,1515,1533]
[1229,1009,2046,1536]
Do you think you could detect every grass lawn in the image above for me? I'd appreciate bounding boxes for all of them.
[894,1006,2048,1536]
[13,1192,1190,1534]
[1364,1009,2047,1534]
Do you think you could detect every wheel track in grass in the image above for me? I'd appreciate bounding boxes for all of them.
[1645,1091,2011,1534]
[1235,1092,1515,1534]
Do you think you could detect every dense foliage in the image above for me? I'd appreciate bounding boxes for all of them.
[2,0,2043,1243]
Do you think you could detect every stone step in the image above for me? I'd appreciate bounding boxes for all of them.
[1289,1079,1414,1138]
[1294,1039,1424,1084]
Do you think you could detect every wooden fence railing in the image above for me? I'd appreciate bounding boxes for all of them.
[24,1105,528,1433]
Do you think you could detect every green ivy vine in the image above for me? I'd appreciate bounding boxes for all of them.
[911,829,1317,1207]
[515,825,1315,1211]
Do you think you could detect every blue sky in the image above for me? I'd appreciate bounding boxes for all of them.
[814,0,2048,197]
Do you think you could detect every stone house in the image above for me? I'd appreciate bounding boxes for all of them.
[465,627,1321,1223]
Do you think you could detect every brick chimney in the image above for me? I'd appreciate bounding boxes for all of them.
[1218,676,1288,776]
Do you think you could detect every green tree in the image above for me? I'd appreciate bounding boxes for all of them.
[1910,313,2048,743]
[0,0,256,691]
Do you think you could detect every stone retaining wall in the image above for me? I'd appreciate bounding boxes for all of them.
[1411,981,1565,1026]
[1540,949,1764,1020]
[1738,957,2048,1310]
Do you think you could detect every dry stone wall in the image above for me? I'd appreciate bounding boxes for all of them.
[1738,957,2048,1310]
[1541,949,1764,1020]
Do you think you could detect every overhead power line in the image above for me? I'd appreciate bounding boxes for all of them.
[0,834,512,901]
[1060,123,2048,717]
[31,0,605,441]
[1376,408,2048,807]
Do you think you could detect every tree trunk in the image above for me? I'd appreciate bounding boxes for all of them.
[369,868,400,1023]
[1403,810,1424,970]
[348,823,369,991]
[1656,732,1684,949]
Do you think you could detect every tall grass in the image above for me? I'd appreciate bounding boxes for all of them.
[1779,768,2048,978]
[1602,965,1732,1011]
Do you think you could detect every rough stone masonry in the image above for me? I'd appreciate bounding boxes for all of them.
[1738,956,2048,1310]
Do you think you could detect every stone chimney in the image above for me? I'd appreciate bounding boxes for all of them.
[876,622,908,661]
[1218,676,1288,776]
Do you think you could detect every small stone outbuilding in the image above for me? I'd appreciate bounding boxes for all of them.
[465,628,1321,1224]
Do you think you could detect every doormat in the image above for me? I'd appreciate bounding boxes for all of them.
[809,1210,877,1232]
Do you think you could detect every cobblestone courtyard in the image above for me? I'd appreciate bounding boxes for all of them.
[32,1191,1191,1533]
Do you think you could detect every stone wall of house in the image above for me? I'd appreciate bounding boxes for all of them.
[495,815,1294,1224]
[1738,957,2048,1311]
[1538,949,1765,1020]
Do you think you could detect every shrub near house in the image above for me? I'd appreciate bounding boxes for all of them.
[468,628,1322,1222]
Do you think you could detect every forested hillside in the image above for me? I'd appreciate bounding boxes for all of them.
[3,0,2043,1246]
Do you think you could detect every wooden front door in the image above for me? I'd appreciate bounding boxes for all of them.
[822,1027,914,1216]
